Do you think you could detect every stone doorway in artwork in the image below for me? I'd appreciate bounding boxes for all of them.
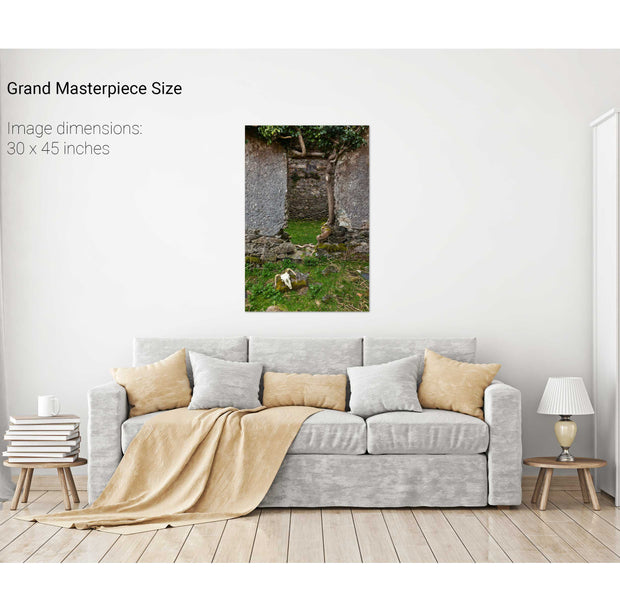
[285,156,329,248]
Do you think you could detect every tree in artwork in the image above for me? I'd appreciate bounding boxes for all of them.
[255,125,367,240]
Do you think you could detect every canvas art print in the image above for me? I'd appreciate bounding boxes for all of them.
[245,125,369,312]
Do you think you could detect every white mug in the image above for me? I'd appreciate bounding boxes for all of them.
[38,395,60,417]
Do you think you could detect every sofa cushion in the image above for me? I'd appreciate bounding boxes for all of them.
[188,352,262,410]
[263,372,347,411]
[133,337,248,386]
[366,409,489,455]
[418,349,500,420]
[121,408,367,455]
[112,349,192,418]
[288,409,366,454]
[249,337,362,374]
[348,356,423,418]
[122,410,174,452]
[363,338,476,383]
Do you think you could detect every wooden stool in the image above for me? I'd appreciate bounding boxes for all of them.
[524,457,606,511]
[3,458,87,511]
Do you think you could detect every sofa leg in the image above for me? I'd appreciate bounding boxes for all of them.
[495,505,512,510]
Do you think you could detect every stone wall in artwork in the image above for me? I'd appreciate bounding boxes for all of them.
[245,128,288,236]
[286,157,328,221]
[334,143,369,231]
[323,143,370,255]
[245,127,369,259]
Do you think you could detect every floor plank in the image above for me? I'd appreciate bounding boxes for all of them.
[0,520,60,562]
[288,508,324,563]
[473,508,547,563]
[250,509,291,563]
[412,509,473,562]
[100,531,157,563]
[522,475,581,491]
[212,511,260,563]
[24,491,90,563]
[548,491,620,557]
[502,504,585,562]
[25,474,87,491]
[0,491,64,552]
[567,490,620,530]
[138,525,192,563]
[443,509,510,563]
[62,530,119,563]
[522,496,620,563]
[322,508,361,563]
[2,483,620,563]
[351,508,398,563]
[600,491,618,506]
[28,527,90,563]
[0,491,45,525]
[381,508,435,563]
[0,492,88,564]
[175,521,226,563]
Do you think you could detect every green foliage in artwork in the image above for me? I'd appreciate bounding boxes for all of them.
[285,219,323,245]
[245,255,369,312]
[256,125,367,155]
[316,242,347,253]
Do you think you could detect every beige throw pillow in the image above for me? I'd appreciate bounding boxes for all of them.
[112,349,192,417]
[417,349,500,420]
[262,372,347,412]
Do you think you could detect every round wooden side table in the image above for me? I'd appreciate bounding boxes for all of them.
[3,458,87,511]
[524,457,606,511]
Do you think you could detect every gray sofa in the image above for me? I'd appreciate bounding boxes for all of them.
[87,337,522,507]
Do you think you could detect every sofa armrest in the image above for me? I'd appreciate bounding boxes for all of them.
[484,380,522,505]
[87,381,128,504]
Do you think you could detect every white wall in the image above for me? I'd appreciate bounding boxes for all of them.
[2,50,620,474]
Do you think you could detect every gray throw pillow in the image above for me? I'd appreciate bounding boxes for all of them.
[188,351,262,410]
[347,355,423,418]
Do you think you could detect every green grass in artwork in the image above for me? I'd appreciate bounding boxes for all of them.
[245,255,369,312]
[285,219,324,245]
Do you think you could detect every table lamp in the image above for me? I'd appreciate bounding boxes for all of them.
[537,377,594,462]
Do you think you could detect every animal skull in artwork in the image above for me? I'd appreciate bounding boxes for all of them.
[280,271,292,289]
[274,268,309,292]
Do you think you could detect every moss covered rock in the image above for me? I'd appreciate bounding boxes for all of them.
[274,268,309,292]
[316,243,346,253]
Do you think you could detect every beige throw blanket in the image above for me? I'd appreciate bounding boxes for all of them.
[22,405,320,534]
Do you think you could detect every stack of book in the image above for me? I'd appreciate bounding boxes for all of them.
[3,415,80,463]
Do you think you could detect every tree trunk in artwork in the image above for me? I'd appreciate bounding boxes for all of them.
[325,156,336,227]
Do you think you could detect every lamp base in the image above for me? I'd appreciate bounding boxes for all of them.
[554,416,577,462]
[556,448,575,462]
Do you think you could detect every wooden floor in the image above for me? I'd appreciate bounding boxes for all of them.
[2,481,620,563]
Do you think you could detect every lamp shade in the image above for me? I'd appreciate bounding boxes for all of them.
[537,377,594,416]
